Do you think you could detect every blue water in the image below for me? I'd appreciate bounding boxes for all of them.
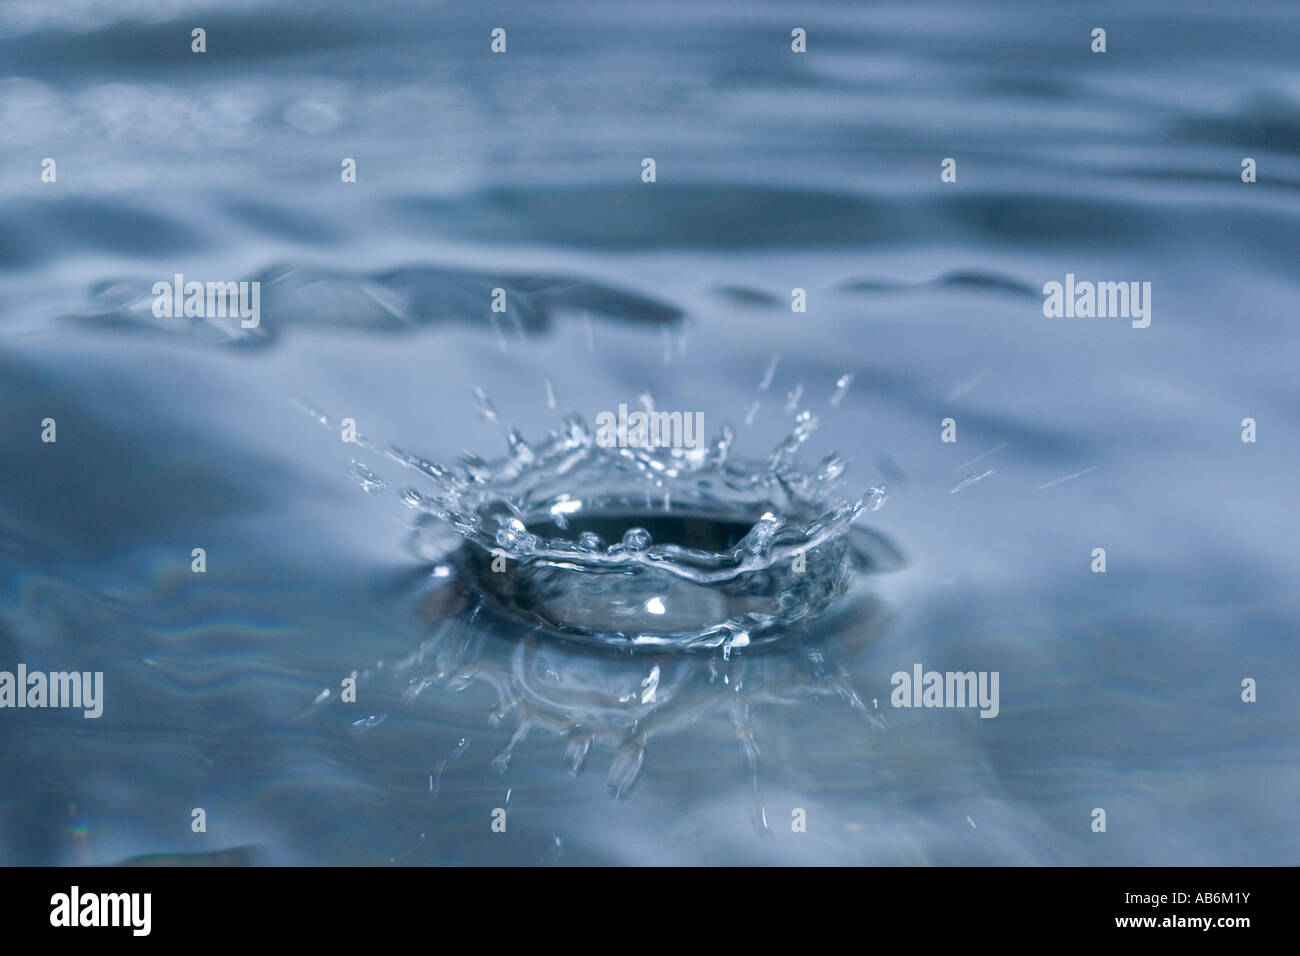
[2,0,1298,865]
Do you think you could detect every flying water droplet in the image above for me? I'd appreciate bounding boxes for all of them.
[829,373,854,407]
[348,460,387,494]
[783,384,804,414]
[472,387,499,424]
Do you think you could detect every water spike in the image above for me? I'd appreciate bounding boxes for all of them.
[505,429,536,465]
[560,413,590,446]
[460,451,494,483]
[348,460,387,494]
[816,453,847,483]
[386,445,455,485]
[716,423,735,462]
[862,485,888,511]
[768,412,819,468]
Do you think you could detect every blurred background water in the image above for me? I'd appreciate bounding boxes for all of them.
[1,0,1298,865]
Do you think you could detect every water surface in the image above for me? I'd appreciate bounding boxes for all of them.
[1,0,1298,865]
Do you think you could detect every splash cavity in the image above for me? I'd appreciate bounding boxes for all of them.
[304,388,887,651]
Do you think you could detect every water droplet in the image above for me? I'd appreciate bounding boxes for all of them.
[740,509,786,553]
[829,373,854,407]
[783,384,804,413]
[472,386,499,423]
[495,516,538,551]
[816,453,846,483]
[348,460,387,494]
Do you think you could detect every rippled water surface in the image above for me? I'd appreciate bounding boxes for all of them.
[2,0,1299,865]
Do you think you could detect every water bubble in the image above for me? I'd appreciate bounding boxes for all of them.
[621,527,652,551]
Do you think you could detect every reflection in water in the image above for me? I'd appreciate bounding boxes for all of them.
[3,0,1298,866]
[315,534,898,827]
[66,263,684,349]
[304,380,904,825]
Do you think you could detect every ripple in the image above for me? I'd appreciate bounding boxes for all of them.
[64,262,684,348]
